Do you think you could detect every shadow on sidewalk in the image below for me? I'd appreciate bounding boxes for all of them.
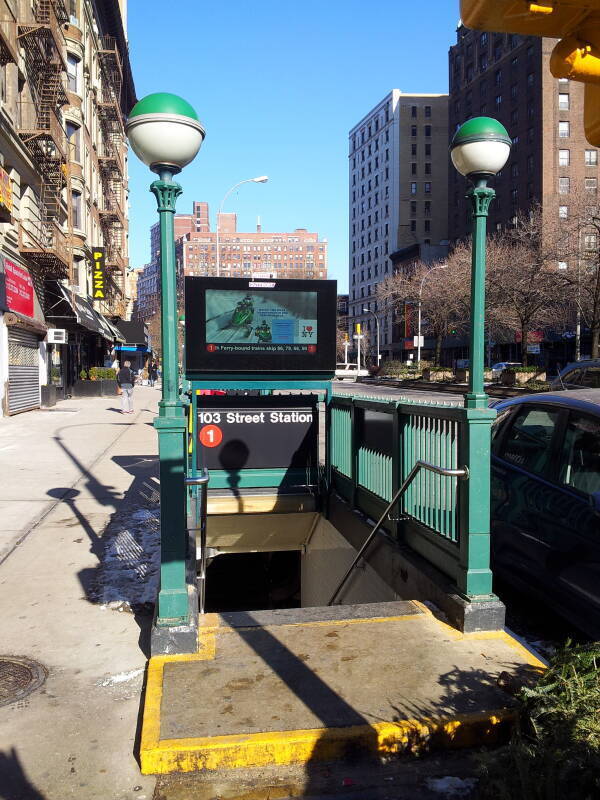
[46,422,161,658]
[0,747,47,800]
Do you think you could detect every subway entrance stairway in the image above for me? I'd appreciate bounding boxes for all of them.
[140,483,545,776]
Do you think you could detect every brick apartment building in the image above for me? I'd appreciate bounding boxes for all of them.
[135,202,328,321]
[449,26,599,240]
[348,90,449,359]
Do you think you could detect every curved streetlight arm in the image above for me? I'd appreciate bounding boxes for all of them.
[216,178,268,277]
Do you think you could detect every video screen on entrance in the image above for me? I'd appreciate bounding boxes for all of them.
[205,289,317,353]
[184,277,337,376]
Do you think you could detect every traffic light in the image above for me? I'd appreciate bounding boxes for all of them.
[460,0,600,145]
[356,323,361,334]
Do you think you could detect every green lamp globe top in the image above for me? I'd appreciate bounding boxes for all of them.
[450,116,511,149]
[129,92,199,121]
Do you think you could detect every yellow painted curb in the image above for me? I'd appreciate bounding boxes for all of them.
[140,653,515,774]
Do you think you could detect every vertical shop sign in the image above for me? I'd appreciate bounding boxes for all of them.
[91,248,106,302]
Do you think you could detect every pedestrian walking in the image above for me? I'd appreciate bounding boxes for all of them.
[116,360,135,414]
[149,361,158,388]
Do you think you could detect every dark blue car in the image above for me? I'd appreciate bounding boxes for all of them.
[491,389,600,637]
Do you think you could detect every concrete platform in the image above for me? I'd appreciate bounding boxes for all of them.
[140,601,545,774]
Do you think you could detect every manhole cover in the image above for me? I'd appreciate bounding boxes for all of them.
[0,656,47,707]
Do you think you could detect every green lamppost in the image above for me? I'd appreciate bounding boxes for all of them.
[126,93,205,627]
[450,117,511,409]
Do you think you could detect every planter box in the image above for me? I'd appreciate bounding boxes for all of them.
[423,369,453,382]
[454,368,469,383]
[72,379,118,397]
[41,385,57,407]
[500,370,517,386]
[517,371,546,384]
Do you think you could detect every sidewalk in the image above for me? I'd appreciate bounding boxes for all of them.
[0,387,162,799]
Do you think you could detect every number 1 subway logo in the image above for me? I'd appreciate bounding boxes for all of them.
[92,248,106,302]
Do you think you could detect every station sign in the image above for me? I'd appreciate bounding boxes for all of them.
[196,398,318,472]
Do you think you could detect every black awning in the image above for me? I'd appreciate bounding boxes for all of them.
[45,281,106,336]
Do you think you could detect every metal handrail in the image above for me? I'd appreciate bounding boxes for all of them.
[327,459,469,606]
[185,469,210,614]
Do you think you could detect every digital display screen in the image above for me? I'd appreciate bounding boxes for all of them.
[205,289,318,354]
[184,277,337,376]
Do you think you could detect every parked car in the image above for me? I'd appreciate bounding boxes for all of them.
[490,389,600,637]
[491,361,521,379]
[334,363,370,381]
[550,359,600,390]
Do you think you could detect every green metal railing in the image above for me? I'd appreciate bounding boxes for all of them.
[327,393,496,600]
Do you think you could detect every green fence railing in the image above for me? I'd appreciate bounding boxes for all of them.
[327,393,496,600]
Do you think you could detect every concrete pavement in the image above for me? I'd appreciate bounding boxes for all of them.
[0,387,161,799]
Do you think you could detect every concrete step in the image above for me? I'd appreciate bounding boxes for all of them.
[140,600,544,775]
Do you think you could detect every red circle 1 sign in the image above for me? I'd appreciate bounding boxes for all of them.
[199,424,223,448]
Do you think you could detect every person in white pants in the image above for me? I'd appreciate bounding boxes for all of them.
[116,360,135,414]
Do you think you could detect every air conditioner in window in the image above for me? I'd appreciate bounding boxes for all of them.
[48,329,67,344]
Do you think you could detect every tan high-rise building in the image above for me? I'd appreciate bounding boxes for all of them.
[0,0,135,413]
[349,90,449,358]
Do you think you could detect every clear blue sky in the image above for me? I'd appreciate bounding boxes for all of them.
[127,0,460,292]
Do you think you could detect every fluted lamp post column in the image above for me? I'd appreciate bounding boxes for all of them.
[126,93,205,630]
[450,117,511,604]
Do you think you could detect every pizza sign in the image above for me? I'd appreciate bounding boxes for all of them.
[91,248,106,302]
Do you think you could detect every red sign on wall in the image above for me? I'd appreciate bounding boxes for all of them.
[3,259,34,317]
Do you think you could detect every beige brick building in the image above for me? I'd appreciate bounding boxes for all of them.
[0,0,135,413]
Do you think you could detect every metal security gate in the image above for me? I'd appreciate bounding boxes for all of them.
[7,328,41,414]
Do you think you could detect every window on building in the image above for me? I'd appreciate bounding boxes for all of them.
[511,163,519,178]
[425,125,431,137]
[71,189,82,229]
[67,53,80,93]
[424,182,431,193]
[559,121,570,138]
[527,72,534,87]
[411,162,417,175]
[510,108,518,126]
[559,149,570,166]
[511,187,518,203]
[558,261,568,270]
[585,233,598,250]
[559,176,570,194]
[425,143,431,156]
[411,143,417,156]
[410,220,417,232]
[411,105,417,117]
[480,54,488,71]
[495,94,502,108]
[424,201,431,216]
[510,83,518,100]
[410,201,417,215]
[585,149,598,166]
[66,121,81,162]
[559,205,568,219]
[586,177,598,191]
[411,125,417,137]
[559,93,570,110]
[425,162,431,174]
[424,220,431,232]
[410,182,417,194]
[424,105,431,117]
[495,68,502,85]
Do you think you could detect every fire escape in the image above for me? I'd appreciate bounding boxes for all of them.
[16,0,71,278]
[97,35,127,312]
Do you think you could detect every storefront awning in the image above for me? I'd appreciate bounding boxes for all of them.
[45,281,124,342]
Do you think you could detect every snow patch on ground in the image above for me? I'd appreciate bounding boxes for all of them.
[95,505,161,609]
[97,668,144,687]
[425,776,478,796]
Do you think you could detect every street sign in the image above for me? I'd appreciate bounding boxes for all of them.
[197,400,318,471]
[413,335,424,347]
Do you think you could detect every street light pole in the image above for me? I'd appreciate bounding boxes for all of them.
[450,117,511,409]
[362,306,380,366]
[216,176,268,277]
[126,93,205,630]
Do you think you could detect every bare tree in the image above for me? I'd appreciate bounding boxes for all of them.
[556,191,600,359]
[147,313,162,362]
[486,203,569,366]
[377,255,469,365]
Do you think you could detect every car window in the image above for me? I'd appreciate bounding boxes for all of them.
[500,406,560,475]
[581,367,600,389]
[561,368,584,387]
[491,408,513,454]
[559,413,600,496]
